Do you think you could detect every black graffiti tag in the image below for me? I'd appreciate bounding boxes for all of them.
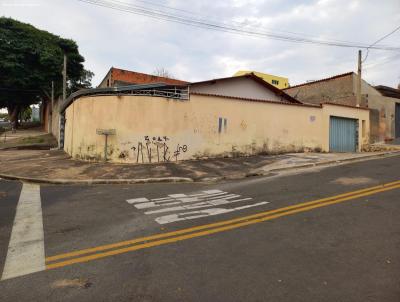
[131,136,188,163]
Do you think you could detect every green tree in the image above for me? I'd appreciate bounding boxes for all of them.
[21,106,32,121]
[0,17,93,127]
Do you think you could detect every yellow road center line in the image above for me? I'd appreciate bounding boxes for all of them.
[46,181,400,270]
[46,180,400,263]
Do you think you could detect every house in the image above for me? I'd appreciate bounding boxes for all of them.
[59,73,369,163]
[284,72,400,142]
[191,73,299,104]
[375,85,400,99]
[233,70,289,89]
[98,67,188,87]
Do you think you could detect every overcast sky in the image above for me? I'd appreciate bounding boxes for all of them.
[1,0,400,87]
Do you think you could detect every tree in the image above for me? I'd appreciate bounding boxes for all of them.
[0,17,93,127]
[153,67,173,79]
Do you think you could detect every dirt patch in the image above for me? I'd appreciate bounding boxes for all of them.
[51,278,92,289]
[0,133,57,150]
[332,177,374,185]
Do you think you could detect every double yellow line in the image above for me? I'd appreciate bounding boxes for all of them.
[46,180,400,270]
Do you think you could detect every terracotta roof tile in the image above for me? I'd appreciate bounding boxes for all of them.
[111,67,188,86]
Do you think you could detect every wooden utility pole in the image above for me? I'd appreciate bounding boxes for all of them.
[62,53,67,102]
[49,81,54,133]
[51,81,54,108]
[59,53,67,149]
[356,50,362,107]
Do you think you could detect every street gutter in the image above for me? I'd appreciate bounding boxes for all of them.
[1,151,399,185]
[201,151,400,182]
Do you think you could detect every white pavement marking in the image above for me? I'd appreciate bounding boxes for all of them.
[202,190,224,194]
[144,197,252,214]
[151,197,174,202]
[126,197,149,204]
[1,183,45,280]
[168,194,187,198]
[139,193,236,212]
[155,202,270,224]
[126,189,271,225]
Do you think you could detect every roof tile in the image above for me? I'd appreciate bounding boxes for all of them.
[111,67,188,86]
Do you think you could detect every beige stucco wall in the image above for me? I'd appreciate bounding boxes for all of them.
[64,94,369,163]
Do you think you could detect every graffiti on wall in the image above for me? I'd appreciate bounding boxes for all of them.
[130,136,188,163]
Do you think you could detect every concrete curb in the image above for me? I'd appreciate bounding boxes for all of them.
[1,151,399,185]
[0,144,56,151]
[200,151,400,182]
[0,174,194,185]
[247,150,400,177]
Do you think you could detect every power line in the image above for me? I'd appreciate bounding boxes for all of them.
[363,25,400,62]
[104,0,398,47]
[364,53,400,70]
[78,0,400,51]
[129,0,366,44]
[369,25,400,49]
[80,0,399,49]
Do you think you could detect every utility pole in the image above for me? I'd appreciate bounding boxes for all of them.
[50,81,54,133]
[62,53,67,103]
[59,53,67,149]
[51,81,54,108]
[356,50,362,107]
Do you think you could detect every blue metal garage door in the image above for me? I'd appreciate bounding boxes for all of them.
[395,103,400,138]
[329,116,357,152]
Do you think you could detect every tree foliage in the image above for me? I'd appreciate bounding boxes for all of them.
[21,106,32,122]
[0,17,93,125]
[153,67,173,79]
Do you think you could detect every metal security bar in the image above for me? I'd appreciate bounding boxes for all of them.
[120,87,189,100]
[60,83,190,113]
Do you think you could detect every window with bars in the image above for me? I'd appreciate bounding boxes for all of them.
[218,117,227,133]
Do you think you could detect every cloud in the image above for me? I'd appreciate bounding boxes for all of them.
[1,0,400,87]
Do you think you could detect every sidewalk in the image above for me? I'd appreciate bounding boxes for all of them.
[0,127,57,150]
[1,149,399,184]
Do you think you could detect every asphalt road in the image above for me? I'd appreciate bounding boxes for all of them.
[0,156,400,301]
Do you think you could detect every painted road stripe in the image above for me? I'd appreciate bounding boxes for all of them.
[127,192,229,208]
[188,191,228,198]
[130,191,236,214]
[45,180,400,268]
[126,197,149,204]
[144,195,248,214]
[46,181,400,270]
[168,194,187,198]
[155,201,269,224]
[1,183,45,280]
[151,197,175,201]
